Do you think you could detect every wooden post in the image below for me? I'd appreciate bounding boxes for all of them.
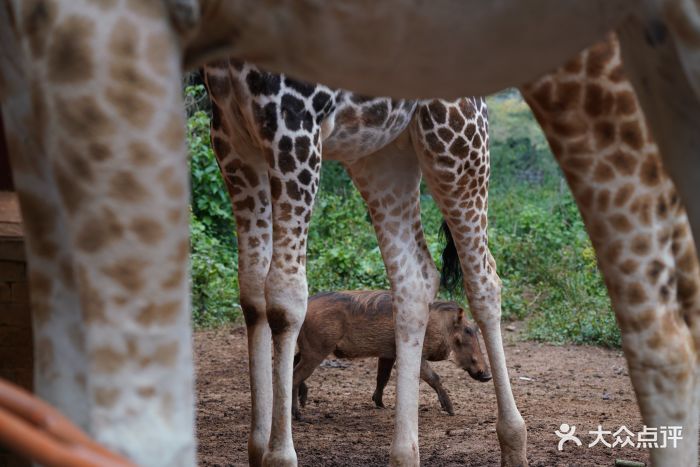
[0,109,31,466]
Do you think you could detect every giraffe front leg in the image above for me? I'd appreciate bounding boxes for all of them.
[242,262,273,466]
[614,25,700,466]
[262,265,306,466]
[236,207,274,465]
[1,27,90,430]
[205,89,274,465]
[521,34,700,466]
[442,238,526,465]
[261,128,322,467]
[345,137,440,466]
[623,206,700,467]
[411,98,527,466]
[227,167,273,464]
[17,2,195,464]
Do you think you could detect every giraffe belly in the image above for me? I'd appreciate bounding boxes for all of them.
[322,95,417,162]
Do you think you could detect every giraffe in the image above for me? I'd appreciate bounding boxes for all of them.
[1,0,700,466]
[201,59,521,466]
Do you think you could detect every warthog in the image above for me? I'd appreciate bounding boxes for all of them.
[293,290,491,419]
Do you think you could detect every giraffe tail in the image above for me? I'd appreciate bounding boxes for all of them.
[439,220,462,294]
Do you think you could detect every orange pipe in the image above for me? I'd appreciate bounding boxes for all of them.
[0,379,135,467]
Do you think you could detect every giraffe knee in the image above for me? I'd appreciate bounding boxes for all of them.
[267,305,301,336]
[240,298,266,328]
[471,301,502,328]
[425,266,440,301]
[266,296,306,335]
[466,279,503,328]
[393,290,431,339]
[239,268,269,328]
[265,269,307,336]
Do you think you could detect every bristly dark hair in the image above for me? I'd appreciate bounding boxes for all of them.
[440,220,463,294]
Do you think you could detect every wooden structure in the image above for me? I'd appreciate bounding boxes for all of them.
[0,111,32,466]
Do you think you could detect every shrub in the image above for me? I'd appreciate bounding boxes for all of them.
[187,85,236,244]
[190,213,239,327]
[187,84,239,327]
[486,90,618,347]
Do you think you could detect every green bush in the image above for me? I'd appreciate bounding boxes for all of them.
[307,183,389,293]
[187,84,239,327]
[190,213,239,327]
[486,90,619,347]
[187,85,236,244]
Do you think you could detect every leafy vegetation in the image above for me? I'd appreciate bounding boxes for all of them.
[187,84,620,347]
[187,85,238,327]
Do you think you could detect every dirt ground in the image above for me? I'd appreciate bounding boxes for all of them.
[196,325,656,466]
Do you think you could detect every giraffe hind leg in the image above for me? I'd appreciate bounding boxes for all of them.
[261,126,323,466]
[411,97,527,466]
[204,66,275,465]
[345,137,440,466]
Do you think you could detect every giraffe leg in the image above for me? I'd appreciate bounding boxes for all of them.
[373,357,395,408]
[261,130,322,467]
[617,17,700,273]
[0,7,89,429]
[615,29,700,464]
[222,148,274,463]
[2,1,196,465]
[522,35,700,466]
[4,96,92,430]
[203,61,334,466]
[411,98,527,466]
[206,83,274,465]
[345,136,440,466]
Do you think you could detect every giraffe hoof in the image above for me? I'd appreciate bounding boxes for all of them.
[497,417,528,467]
[262,449,297,467]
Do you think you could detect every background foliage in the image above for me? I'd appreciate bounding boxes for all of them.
[187,84,620,347]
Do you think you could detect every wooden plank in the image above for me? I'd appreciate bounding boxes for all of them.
[0,324,32,349]
[0,192,21,223]
[0,191,23,239]
[11,282,28,303]
[0,344,32,369]
[0,222,23,238]
[0,240,26,261]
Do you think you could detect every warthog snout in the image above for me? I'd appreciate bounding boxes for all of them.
[469,368,493,382]
[452,318,491,383]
